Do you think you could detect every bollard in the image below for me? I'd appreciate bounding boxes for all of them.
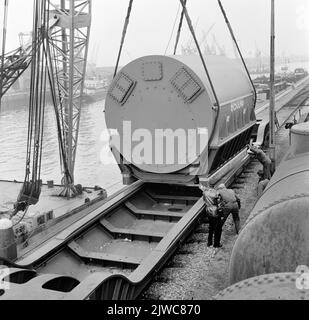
[0,219,17,261]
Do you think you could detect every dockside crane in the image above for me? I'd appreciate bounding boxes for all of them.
[0,0,92,218]
[5,0,90,195]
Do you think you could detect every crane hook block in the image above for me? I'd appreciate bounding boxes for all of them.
[16,181,41,206]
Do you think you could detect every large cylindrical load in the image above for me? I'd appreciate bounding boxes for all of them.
[216,272,309,300]
[105,54,255,183]
[229,122,309,285]
[0,219,17,261]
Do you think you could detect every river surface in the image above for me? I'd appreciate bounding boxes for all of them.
[0,99,123,190]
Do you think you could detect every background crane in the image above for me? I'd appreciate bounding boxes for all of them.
[0,2,33,101]
[0,45,32,99]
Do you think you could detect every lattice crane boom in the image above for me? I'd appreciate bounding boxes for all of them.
[0,14,58,99]
[47,0,91,197]
[0,45,32,98]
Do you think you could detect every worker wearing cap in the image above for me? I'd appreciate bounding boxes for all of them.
[247,145,273,180]
[200,183,223,248]
[217,184,241,235]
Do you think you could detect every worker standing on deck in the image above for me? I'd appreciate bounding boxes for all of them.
[217,184,241,235]
[247,145,274,180]
[200,183,223,248]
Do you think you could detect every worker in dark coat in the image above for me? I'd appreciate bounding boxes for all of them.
[200,183,223,248]
[217,184,241,234]
[247,145,273,180]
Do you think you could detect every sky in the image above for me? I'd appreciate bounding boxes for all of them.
[1,0,309,66]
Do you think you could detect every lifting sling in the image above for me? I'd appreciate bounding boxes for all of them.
[13,0,49,218]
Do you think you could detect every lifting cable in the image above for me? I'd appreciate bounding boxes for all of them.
[173,0,187,55]
[164,3,181,55]
[12,0,48,221]
[113,0,134,78]
[178,0,221,151]
[178,0,220,110]
[217,0,257,105]
[0,0,9,104]
[112,0,134,174]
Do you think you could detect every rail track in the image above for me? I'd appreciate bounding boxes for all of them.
[276,85,309,127]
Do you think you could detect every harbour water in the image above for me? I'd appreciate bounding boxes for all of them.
[0,99,123,191]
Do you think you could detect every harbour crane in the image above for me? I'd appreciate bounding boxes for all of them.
[0,0,91,217]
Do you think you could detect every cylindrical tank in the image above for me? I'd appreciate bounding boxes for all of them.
[229,122,309,285]
[105,54,254,177]
[0,218,17,261]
